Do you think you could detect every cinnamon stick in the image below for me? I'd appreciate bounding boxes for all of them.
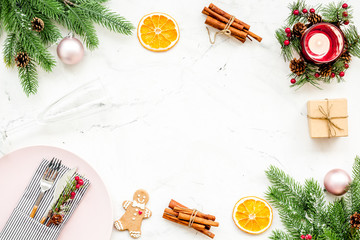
[244,29,262,42]
[173,207,216,221]
[209,3,250,30]
[169,199,187,209]
[205,16,247,41]
[178,213,219,227]
[163,213,215,239]
[202,7,245,31]
[163,211,206,230]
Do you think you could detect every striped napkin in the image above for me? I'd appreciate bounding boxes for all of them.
[0,160,90,240]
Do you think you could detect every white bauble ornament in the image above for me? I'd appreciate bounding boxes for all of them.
[57,36,84,65]
[324,169,351,196]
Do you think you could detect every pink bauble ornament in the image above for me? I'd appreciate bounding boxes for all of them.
[57,36,84,65]
[324,169,351,196]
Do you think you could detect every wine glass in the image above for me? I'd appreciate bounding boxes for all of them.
[0,79,110,154]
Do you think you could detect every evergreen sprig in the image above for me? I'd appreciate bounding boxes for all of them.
[275,0,359,89]
[1,0,134,96]
[266,156,360,240]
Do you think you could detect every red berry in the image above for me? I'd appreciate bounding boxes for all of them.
[345,63,349,68]
[302,9,308,14]
[75,176,79,181]
[342,3,348,9]
[78,179,84,185]
[293,10,299,15]
[71,192,76,197]
[339,71,345,77]
[70,195,75,199]
[285,28,291,34]
[306,235,312,240]
[301,235,306,239]
[331,73,336,78]
[315,73,320,78]
[310,8,315,13]
[343,11,348,17]
[76,184,80,189]
[284,40,290,46]
[287,33,292,38]
[344,20,349,25]
[291,78,296,84]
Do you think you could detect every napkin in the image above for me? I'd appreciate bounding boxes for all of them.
[0,160,90,240]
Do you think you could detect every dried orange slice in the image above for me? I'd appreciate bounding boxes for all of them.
[137,13,180,52]
[232,196,273,235]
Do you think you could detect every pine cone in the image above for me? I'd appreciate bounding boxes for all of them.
[308,13,322,25]
[290,58,306,76]
[15,52,30,68]
[293,22,307,38]
[319,64,332,77]
[341,51,352,63]
[31,17,44,32]
[350,212,360,229]
[46,214,63,227]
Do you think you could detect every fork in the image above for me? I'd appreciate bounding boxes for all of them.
[30,158,61,218]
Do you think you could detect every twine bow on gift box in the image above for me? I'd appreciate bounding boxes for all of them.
[307,99,348,138]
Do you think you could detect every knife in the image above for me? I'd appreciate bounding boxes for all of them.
[40,167,77,224]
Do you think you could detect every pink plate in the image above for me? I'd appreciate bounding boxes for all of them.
[0,146,113,240]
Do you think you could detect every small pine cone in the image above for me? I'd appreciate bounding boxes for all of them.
[46,214,63,227]
[341,51,352,64]
[15,52,30,68]
[308,13,322,25]
[350,212,360,229]
[289,58,306,76]
[293,22,307,38]
[31,17,44,32]
[319,64,332,77]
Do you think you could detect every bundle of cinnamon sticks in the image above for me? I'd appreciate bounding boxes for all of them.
[202,3,262,43]
[163,199,219,238]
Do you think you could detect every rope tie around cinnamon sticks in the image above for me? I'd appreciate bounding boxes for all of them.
[206,16,235,44]
[163,199,219,238]
[202,3,262,44]
[188,209,199,227]
[307,99,348,138]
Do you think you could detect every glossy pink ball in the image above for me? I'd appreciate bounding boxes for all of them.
[324,169,351,196]
[57,37,84,65]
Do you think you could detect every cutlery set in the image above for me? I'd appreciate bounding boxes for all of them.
[29,158,77,226]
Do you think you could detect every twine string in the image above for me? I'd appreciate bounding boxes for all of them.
[188,209,199,227]
[307,99,347,138]
[207,16,235,44]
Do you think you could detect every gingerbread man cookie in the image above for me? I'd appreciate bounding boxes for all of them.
[114,189,151,238]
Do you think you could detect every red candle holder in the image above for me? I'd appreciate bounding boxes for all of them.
[301,23,345,64]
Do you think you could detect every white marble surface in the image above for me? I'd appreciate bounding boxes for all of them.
[1,0,360,239]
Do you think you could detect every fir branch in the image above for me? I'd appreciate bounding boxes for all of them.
[28,0,64,19]
[348,157,360,214]
[321,1,352,24]
[270,230,291,240]
[58,4,99,49]
[266,157,360,240]
[3,33,18,67]
[18,61,38,96]
[324,199,351,239]
[275,28,294,61]
[74,1,134,35]
[287,0,308,26]
[343,25,360,58]
[302,179,326,236]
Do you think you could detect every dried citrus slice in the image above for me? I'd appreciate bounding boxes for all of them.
[137,13,180,52]
[232,196,273,234]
